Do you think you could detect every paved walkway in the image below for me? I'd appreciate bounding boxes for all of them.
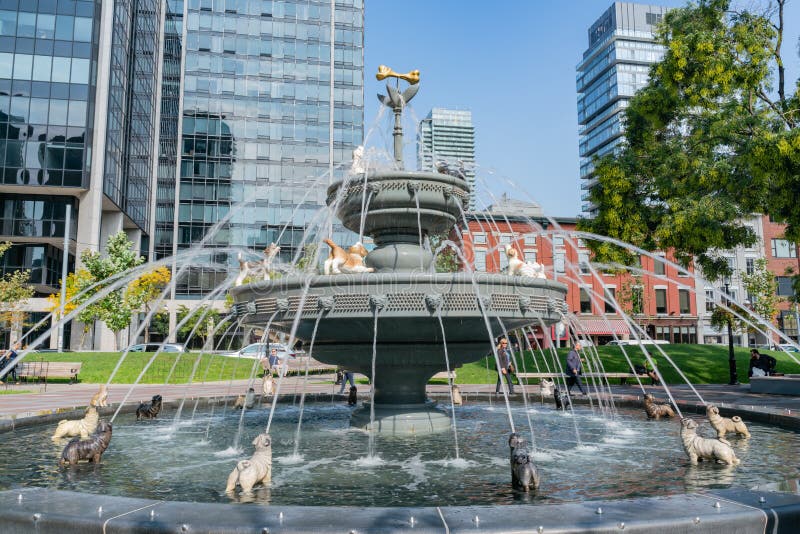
[2,374,799,425]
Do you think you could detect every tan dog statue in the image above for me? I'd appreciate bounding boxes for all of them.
[235,243,280,287]
[451,384,463,406]
[52,405,99,441]
[505,245,546,279]
[90,384,108,407]
[323,239,374,275]
[706,405,750,439]
[234,388,256,410]
[262,375,275,396]
[643,393,675,419]
[680,418,740,465]
[225,432,272,493]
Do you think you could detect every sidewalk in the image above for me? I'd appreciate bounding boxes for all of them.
[1,375,799,427]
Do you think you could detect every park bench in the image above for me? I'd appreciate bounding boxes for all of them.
[516,371,650,386]
[430,370,457,382]
[15,361,83,387]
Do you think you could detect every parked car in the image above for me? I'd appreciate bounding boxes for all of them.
[223,343,295,361]
[128,343,186,353]
[777,343,800,353]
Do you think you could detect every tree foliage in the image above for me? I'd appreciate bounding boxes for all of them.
[176,304,226,348]
[429,233,459,273]
[741,257,781,326]
[579,0,799,282]
[0,242,34,329]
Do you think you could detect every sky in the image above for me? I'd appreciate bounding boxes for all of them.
[363,0,800,218]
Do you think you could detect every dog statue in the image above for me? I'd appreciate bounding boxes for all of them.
[505,245,546,279]
[235,388,256,410]
[60,421,112,466]
[52,405,99,441]
[451,384,463,406]
[643,393,675,419]
[90,384,109,407]
[540,378,554,397]
[235,243,280,287]
[508,432,540,492]
[680,418,740,465]
[553,385,571,410]
[323,239,374,275]
[225,432,272,493]
[706,405,750,439]
[262,375,275,396]
[347,386,358,406]
[136,394,163,420]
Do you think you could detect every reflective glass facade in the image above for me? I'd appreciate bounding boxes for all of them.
[576,2,667,215]
[158,0,364,296]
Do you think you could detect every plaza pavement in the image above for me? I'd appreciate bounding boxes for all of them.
[2,371,799,426]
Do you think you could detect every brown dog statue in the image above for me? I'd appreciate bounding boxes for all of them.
[323,239,374,275]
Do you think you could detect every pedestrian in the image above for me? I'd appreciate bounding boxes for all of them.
[1,341,20,383]
[338,370,355,394]
[748,349,776,377]
[565,341,586,395]
[643,353,660,385]
[495,337,515,395]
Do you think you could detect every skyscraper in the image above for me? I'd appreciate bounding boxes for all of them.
[154,0,365,300]
[417,108,476,210]
[576,2,668,216]
[0,0,162,348]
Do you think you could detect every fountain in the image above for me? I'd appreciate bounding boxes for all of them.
[230,67,568,434]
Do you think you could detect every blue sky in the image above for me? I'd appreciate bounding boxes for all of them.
[363,0,800,217]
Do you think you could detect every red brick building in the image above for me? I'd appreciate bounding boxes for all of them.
[761,215,800,342]
[453,199,698,346]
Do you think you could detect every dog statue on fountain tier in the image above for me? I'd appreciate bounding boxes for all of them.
[225,431,273,493]
[235,243,280,287]
[52,404,100,441]
[643,393,675,419]
[60,421,112,466]
[235,388,256,410]
[323,239,374,275]
[540,378,554,397]
[508,432,540,492]
[706,405,750,439]
[505,245,546,279]
[680,418,740,466]
[90,384,109,407]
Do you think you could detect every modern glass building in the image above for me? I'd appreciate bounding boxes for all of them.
[153,0,365,298]
[0,0,162,348]
[576,2,667,216]
[417,107,475,210]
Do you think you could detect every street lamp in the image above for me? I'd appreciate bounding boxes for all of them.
[722,280,739,385]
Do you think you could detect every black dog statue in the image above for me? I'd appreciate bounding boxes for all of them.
[508,432,540,492]
[347,386,358,406]
[136,394,163,420]
[553,386,571,410]
[60,421,113,466]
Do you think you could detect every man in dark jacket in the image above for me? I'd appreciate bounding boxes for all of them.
[565,342,586,395]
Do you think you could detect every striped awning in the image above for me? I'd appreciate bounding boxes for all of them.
[576,319,630,335]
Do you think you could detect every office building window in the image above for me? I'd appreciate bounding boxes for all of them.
[679,289,690,314]
[554,253,565,273]
[654,256,665,275]
[705,289,715,312]
[777,276,794,297]
[474,249,486,271]
[473,233,486,245]
[579,252,590,274]
[580,288,592,314]
[771,239,796,258]
[525,250,537,263]
[746,258,755,275]
[604,287,616,313]
[655,288,667,314]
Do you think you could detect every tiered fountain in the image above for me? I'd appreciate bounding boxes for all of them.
[230,67,568,433]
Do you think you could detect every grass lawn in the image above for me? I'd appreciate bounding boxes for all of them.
[0,389,33,394]
[18,352,267,384]
[448,345,800,386]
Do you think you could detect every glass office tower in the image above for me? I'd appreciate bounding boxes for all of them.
[154,0,365,297]
[576,2,667,216]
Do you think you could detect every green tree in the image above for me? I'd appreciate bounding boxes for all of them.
[741,258,781,331]
[125,266,171,343]
[579,0,799,282]
[79,231,144,348]
[0,242,34,336]
[176,304,225,348]
[429,233,459,273]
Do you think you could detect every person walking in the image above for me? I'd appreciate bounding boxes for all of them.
[338,370,355,394]
[495,337,515,395]
[1,341,20,383]
[565,341,586,395]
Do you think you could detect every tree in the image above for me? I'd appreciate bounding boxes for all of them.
[741,258,781,332]
[0,242,34,336]
[579,0,799,283]
[295,243,318,273]
[125,266,171,343]
[79,231,144,349]
[176,304,225,348]
[429,233,459,273]
[45,269,95,347]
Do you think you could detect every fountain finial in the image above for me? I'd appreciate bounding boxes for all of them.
[376,65,420,167]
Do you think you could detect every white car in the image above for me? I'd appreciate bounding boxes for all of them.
[777,343,800,353]
[223,343,295,361]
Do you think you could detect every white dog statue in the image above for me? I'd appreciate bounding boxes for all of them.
[262,375,275,396]
[451,384,463,406]
[680,418,740,466]
[706,405,751,439]
[505,245,546,279]
[235,243,280,287]
[225,432,273,493]
[52,405,99,441]
[540,378,554,397]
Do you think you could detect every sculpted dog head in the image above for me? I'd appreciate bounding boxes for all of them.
[706,405,720,417]
[505,245,519,259]
[681,418,697,431]
[644,393,654,402]
[252,433,272,450]
[508,432,524,450]
[348,242,369,258]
